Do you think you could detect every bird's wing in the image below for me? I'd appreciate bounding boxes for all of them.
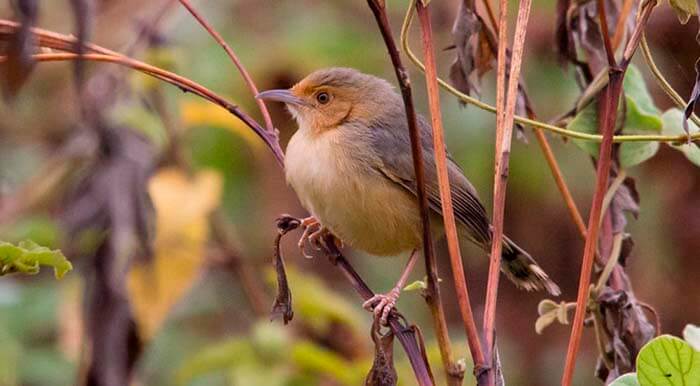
[368,112,492,246]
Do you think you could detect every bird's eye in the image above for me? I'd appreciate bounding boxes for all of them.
[316,91,330,104]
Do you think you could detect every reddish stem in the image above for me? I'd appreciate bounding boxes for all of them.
[176,0,276,134]
[417,1,485,381]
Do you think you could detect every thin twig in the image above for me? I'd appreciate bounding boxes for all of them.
[483,0,533,384]
[175,0,275,134]
[366,1,458,384]
[2,50,285,166]
[561,2,656,384]
[611,0,635,51]
[393,14,700,144]
[641,36,700,128]
[416,1,483,383]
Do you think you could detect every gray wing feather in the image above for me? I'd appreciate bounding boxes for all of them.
[368,110,492,246]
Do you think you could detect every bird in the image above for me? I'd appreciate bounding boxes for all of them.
[257,67,560,324]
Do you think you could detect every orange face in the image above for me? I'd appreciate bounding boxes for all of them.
[257,68,376,133]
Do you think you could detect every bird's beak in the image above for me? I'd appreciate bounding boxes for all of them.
[256,89,307,106]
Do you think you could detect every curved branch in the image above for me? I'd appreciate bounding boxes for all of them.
[176,0,276,133]
[398,13,700,144]
[3,52,285,165]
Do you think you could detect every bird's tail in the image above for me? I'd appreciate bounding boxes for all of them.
[498,236,560,296]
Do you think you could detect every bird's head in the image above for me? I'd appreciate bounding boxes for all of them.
[257,67,397,134]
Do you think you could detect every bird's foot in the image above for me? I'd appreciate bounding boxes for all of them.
[363,287,401,326]
[297,216,325,258]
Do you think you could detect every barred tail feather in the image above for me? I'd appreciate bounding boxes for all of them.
[499,236,560,296]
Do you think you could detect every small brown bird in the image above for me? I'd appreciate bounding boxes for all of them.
[258,67,559,324]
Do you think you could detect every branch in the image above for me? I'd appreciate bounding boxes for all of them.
[395,16,700,144]
[415,0,485,381]
[483,0,533,384]
[318,233,436,386]
[641,35,700,128]
[176,0,276,134]
[561,2,656,385]
[366,1,459,384]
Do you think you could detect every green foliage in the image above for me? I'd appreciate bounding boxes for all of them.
[661,109,700,167]
[610,373,641,386]
[0,240,72,279]
[637,335,700,385]
[568,65,662,167]
[610,327,700,386]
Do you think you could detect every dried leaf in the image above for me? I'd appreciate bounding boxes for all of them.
[610,177,639,234]
[365,319,398,386]
[448,0,495,98]
[271,215,300,325]
[127,168,222,339]
[1,0,38,99]
[595,287,656,383]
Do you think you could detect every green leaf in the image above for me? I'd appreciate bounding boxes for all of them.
[610,373,640,386]
[619,142,660,168]
[623,65,662,133]
[568,102,601,157]
[636,335,700,386]
[669,0,697,23]
[403,280,427,292]
[661,108,700,167]
[684,324,700,352]
[569,65,662,167]
[0,240,72,279]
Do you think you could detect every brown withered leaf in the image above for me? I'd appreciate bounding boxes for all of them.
[271,215,299,325]
[556,0,639,79]
[365,319,398,386]
[448,0,495,98]
[610,176,640,234]
[594,287,655,383]
[1,0,38,100]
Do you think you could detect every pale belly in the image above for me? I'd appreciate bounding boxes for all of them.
[285,130,422,256]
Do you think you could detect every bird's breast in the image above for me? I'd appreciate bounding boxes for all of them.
[284,128,421,256]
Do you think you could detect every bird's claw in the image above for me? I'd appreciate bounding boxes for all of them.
[297,216,329,258]
[363,288,401,326]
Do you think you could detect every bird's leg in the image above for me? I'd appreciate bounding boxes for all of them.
[297,216,320,259]
[363,249,419,325]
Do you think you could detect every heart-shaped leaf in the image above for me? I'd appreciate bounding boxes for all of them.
[636,335,700,386]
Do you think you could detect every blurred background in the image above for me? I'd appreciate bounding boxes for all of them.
[0,0,698,385]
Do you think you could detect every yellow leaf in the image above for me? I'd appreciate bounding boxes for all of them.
[180,100,265,152]
[127,168,223,339]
